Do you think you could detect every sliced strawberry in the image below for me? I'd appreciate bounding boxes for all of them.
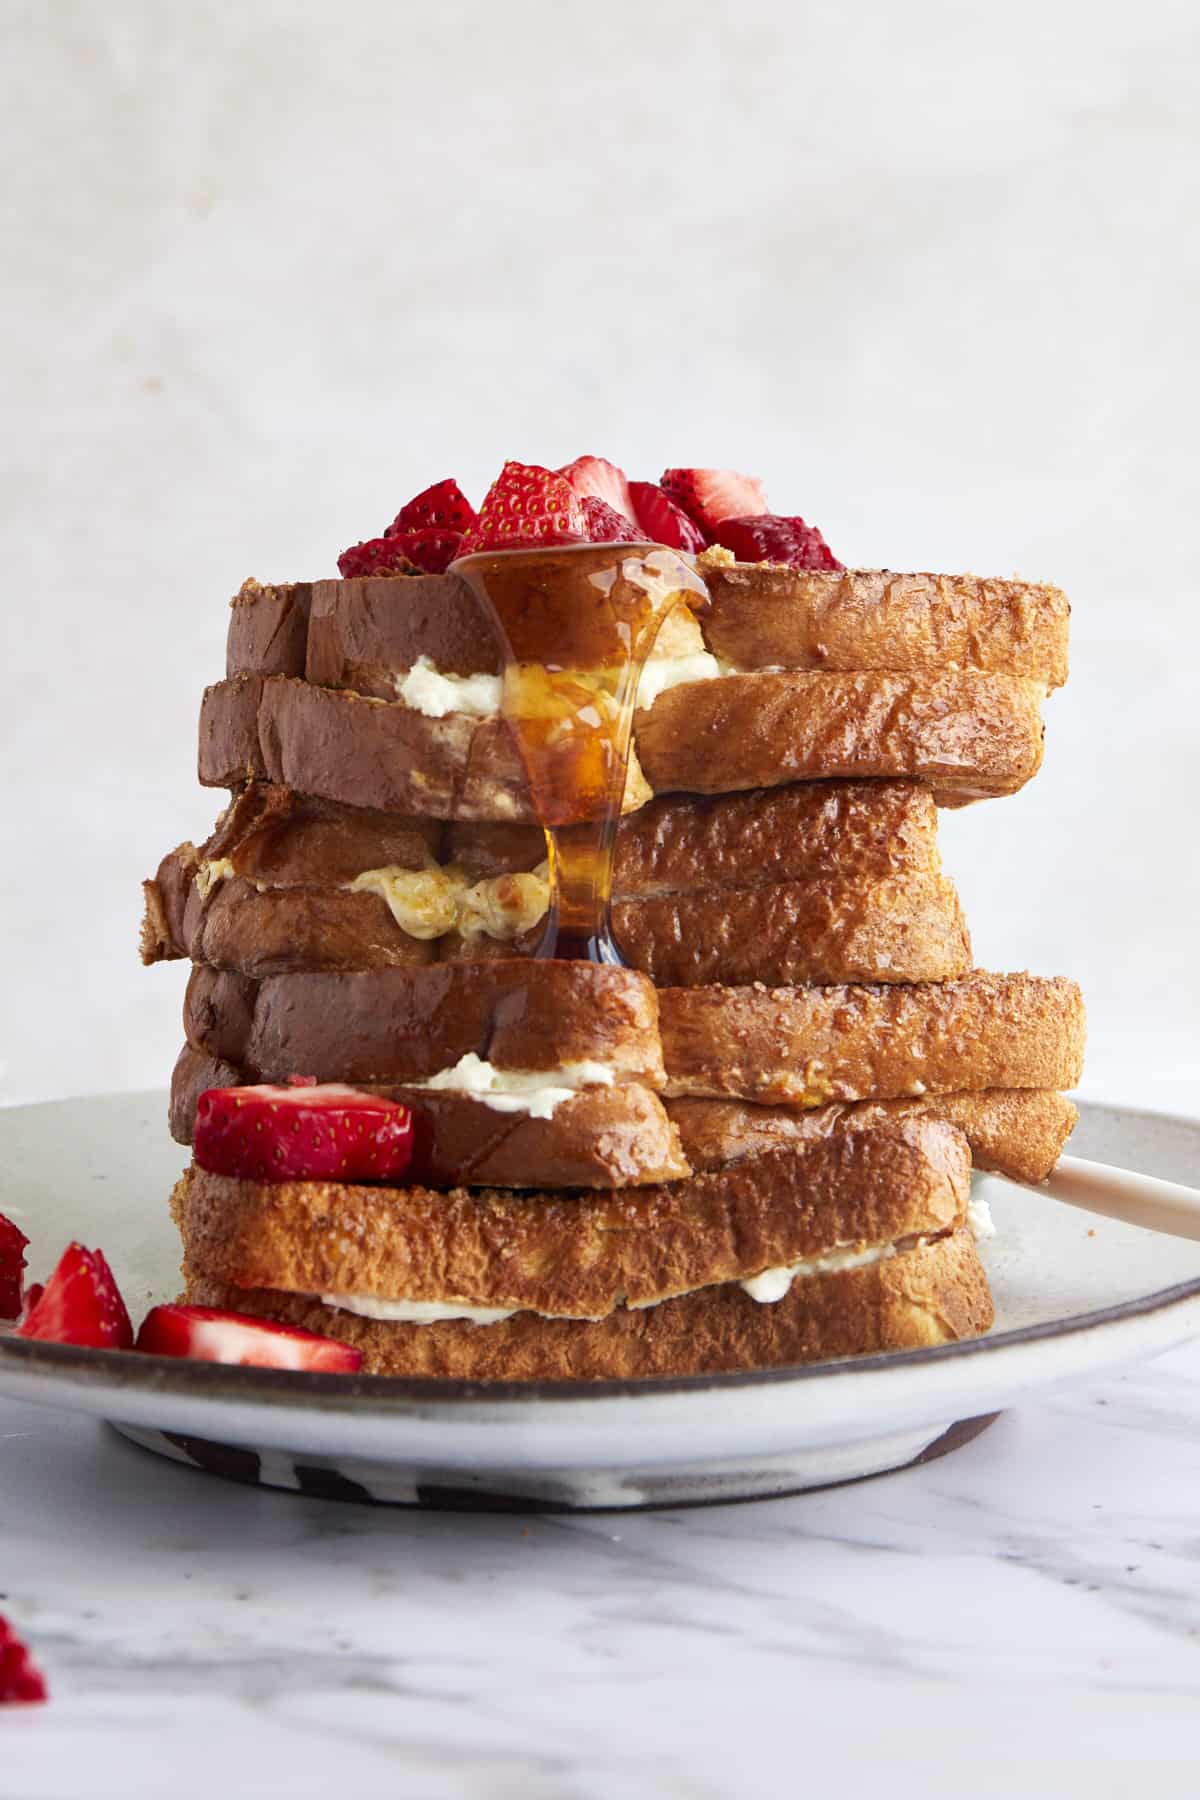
[713,514,842,570]
[628,482,709,554]
[337,536,417,579]
[387,478,476,535]
[21,1282,44,1317]
[660,468,769,536]
[16,1244,133,1350]
[0,1617,48,1705]
[193,1083,415,1184]
[0,1211,29,1321]
[580,496,641,543]
[558,456,635,524]
[136,1304,362,1373]
[388,526,465,574]
[459,461,587,554]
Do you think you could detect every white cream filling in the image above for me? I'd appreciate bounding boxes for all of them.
[967,1197,996,1241]
[738,1240,898,1304]
[395,657,503,719]
[405,1052,617,1121]
[394,650,729,721]
[320,1293,519,1325]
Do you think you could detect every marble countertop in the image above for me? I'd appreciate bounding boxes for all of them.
[4,1335,1200,1798]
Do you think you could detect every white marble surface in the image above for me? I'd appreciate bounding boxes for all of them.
[4,1339,1200,1798]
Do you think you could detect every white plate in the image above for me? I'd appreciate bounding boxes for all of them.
[1,1092,1199,1510]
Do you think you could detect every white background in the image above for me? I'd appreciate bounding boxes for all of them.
[2,0,1197,1105]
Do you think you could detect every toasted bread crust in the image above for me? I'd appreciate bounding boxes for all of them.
[200,667,1044,820]
[233,569,1067,694]
[173,1120,971,1316]
[659,972,1086,1105]
[668,1087,1079,1185]
[150,862,970,987]
[182,959,666,1086]
[701,567,1069,688]
[636,670,1045,807]
[183,1228,993,1378]
[226,580,314,679]
[199,675,651,822]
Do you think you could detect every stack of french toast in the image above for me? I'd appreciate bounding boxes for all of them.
[141,459,1085,1378]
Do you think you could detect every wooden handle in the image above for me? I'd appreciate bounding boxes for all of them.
[1040,1156,1200,1243]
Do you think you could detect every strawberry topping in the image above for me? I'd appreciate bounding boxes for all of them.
[580,496,641,543]
[337,535,417,579]
[16,1243,133,1350]
[627,482,709,554]
[558,456,635,524]
[459,461,586,554]
[660,468,769,537]
[0,1618,48,1706]
[713,513,842,571]
[193,1084,415,1184]
[0,1211,29,1321]
[136,1305,362,1373]
[389,527,465,574]
[387,478,476,536]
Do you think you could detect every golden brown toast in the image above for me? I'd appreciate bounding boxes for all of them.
[200,667,1045,818]
[174,1119,971,1317]
[182,959,666,1087]
[699,564,1069,687]
[224,568,1068,692]
[668,1087,1079,1187]
[184,1230,993,1380]
[659,971,1086,1105]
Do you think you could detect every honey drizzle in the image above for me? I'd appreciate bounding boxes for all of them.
[451,543,708,964]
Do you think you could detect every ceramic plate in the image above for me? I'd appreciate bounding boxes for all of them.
[1,1092,1198,1509]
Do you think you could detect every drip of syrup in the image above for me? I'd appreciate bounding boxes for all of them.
[451,541,708,964]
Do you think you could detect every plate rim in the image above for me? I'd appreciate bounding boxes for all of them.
[2,1093,1199,1413]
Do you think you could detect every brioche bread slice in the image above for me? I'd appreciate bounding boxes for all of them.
[145,778,969,985]
[182,959,665,1088]
[225,568,1067,693]
[149,857,970,987]
[185,1231,992,1379]
[636,669,1045,807]
[173,1119,971,1318]
[200,674,653,822]
[169,1043,689,1189]
[699,564,1069,688]
[200,667,1044,820]
[668,1088,1078,1186]
[659,972,1086,1105]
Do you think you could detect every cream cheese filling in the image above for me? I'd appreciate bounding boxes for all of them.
[404,1052,617,1121]
[393,650,728,721]
[317,1211,993,1328]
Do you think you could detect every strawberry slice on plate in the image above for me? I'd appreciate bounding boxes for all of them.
[713,513,843,570]
[459,461,587,554]
[627,482,708,554]
[387,477,476,535]
[0,1211,29,1320]
[660,468,769,537]
[16,1243,133,1349]
[0,1617,48,1705]
[193,1083,415,1183]
[558,455,635,524]
[136,1305,362,1374]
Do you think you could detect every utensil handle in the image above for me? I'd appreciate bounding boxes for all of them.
[1042,1155,1200,1243]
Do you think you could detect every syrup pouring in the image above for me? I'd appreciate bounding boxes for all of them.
[452,542,708,963]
